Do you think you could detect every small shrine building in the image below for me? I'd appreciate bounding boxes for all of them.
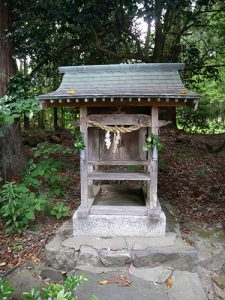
[39,63,199,237]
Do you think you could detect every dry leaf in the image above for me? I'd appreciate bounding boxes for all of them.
[167,277,173,288]
[0,262,6,267]
[98,280,109,285]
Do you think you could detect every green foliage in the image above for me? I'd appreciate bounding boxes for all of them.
[24,143,72,197]
[50,202,70,219]
[23,289,42,300]
[0,182,47,234]
[24,275,88,300]
[0,72,40,135]
[0,277,14,300]
[177,70,225,133]
[143,134,163,152]
[73,129,85,152]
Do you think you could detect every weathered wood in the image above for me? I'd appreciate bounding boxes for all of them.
[90,205,148,216]
[78,106,89,218]
[39,98,195,109]
[88,160,149,165]
[87,170,151,181]
[88,114,151,126]
[149,106,159,210]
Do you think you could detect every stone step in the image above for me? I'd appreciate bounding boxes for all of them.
[45,229,197,272]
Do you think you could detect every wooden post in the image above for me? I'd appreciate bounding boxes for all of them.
[78,106,89,218]
[149,106,159,211]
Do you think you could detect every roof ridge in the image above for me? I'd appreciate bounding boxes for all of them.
[59,63,185,74]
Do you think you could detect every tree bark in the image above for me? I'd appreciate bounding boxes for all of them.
[38,111,45,129]
[53,108,58,131]
[0,0,26,182]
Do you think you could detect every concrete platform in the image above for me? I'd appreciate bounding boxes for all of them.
[73,210,166,237]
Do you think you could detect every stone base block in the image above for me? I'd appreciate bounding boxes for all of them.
[73,210,166,237]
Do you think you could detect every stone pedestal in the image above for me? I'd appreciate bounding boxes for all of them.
[73,210,166,237]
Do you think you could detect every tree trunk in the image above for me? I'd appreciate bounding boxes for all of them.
[61,107,65,128]
[53,108,58,131]
[24,114,30,130]
[38,111,45,129]
[0,0,26,182]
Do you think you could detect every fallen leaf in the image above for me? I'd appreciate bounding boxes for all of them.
[98,280,109,285]
[0,262,6,266]
[167,277,173,288]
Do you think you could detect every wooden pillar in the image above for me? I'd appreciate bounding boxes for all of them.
[78,106,89,218]
[149,106,159,210]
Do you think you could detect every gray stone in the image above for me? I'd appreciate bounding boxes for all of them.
[132,246,197,270]
[99,249,131,267]
[125,232,177,250]
[5,269,46,300]
[199,251,225,271]
[129,266,172,283]
[57,221,73,237]
[40,266,65,281]
[168,271,207,300]
[45,236,75,270]
[73,210,166,237]
[197,266,214,300]
[62,236,127,251]
[70,265,127,274]
[75,270,169,300]
[77,246,101,267]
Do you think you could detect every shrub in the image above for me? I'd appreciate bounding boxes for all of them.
[0,182,47,233]
[0,277,14,300]
[50,202,70,219]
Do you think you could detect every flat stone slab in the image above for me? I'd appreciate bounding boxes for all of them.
[199,250,225,271]
[75,270,169,300]
[62,232,177,251]
[70,265,127,274]
[168,271,207,300]
[62,236,127,251]
[132,243,197,269]
[129,266,172,283]
[126,232,177,250]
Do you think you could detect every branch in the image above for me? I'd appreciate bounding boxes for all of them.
[90,27,148,62]
[30,39,82,76]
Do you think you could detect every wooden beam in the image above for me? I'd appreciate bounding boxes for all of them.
[78,106,89,218]
[38,98,196,109]
[149,106,159,210]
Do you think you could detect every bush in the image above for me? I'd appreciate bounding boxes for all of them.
[0,182,47,234]
[50,202,70,219]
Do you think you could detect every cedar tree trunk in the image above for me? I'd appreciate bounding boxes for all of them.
[0,0,26,182]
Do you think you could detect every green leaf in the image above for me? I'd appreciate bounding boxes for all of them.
[4,115,14,125]
[25,210,35,220]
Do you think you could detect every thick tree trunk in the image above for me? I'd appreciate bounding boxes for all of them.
[0,0,26,182]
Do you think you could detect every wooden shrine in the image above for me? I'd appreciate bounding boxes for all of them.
[39,63,199,237]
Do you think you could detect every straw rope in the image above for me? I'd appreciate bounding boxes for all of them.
[86,119,149,133]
